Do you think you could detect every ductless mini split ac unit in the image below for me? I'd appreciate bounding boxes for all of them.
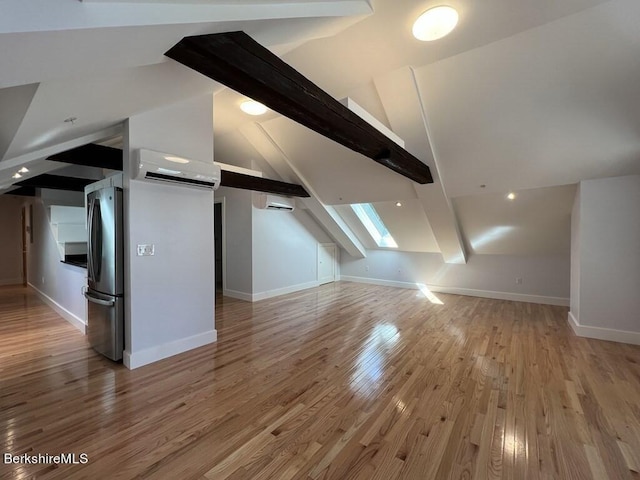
[257,193,295,211]
[136,149,221,190]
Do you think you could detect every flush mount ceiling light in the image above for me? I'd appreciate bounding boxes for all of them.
[18,167,29,173]
[240,100,268,116]
[12,173,22,179]
[396,202,402,207]
[413,6,459,41]
[507,192,516,200]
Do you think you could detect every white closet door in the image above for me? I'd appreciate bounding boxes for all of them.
[318,243,337,285]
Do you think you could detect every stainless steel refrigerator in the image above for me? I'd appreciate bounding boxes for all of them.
[84,186,124,361]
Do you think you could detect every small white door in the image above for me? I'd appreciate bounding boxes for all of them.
[318,243,337,285]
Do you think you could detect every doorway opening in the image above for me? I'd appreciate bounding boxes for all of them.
[214,200,225,292]
[21,205,31,286]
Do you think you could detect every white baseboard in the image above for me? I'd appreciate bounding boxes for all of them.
[340,276,570,307]
[252,280,320,302]
[224,281,320,302]
[29,283,87,334]
[222,289,253,302]
[568,311,640,345]
[0,277,23,286]
[123,329,217,370]
[341,276,416,290]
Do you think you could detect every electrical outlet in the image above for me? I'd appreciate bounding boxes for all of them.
[515,277,523,285]
[365,265,369,272]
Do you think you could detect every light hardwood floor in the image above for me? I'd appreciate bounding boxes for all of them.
[1,283,639,480]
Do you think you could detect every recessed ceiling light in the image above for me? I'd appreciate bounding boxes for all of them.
[412,6,459,41]
[18,167,29,173]
[240,100,268,116]
[507,192,516,200]
[396,202,402,207]
[12,173,22,179]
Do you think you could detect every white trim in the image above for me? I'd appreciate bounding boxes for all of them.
[123,329,217,370]
[0,277,23,286]
[341,276,415,290]
[340,276,570,306]
[224,281,322,302]
[222,288,253,302]
[29,282,87,333]
[252,280,320,302]
[568,311,640,345]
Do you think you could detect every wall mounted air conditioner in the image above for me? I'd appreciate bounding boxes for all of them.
[257,193,295,211]
[136,149,221,190]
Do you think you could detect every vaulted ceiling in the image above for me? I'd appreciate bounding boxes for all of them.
[1,0,639,261]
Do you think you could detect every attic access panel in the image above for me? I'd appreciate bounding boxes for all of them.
[165,31,433,185]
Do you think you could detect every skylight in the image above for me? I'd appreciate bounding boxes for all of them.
[351,203,398,248]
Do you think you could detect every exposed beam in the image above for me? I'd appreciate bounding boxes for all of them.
[15,174,93,192]
[4,186,35,197]
[220,170,309,197]
[47,144,123,170]
[165,31,433,184]
[0,125,122,175]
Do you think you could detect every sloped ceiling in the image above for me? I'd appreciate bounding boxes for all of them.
[214,0,640,258]
[2,0,640,259]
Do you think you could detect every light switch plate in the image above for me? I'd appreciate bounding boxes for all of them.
[137,244,155,256]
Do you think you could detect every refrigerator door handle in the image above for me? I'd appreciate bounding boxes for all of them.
[87,197,95,281]
[93,199,102,279]
[84,291,115,307]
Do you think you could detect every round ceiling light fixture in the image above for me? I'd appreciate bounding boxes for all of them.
[240,100,268,116]
[412,6,459,41]
[507,192,516,201]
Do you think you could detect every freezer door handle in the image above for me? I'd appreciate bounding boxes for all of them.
[84,291,115,307]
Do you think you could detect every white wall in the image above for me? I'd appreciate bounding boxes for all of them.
[341,250,570,305]
[124,94,216,369]
[216,187,334,301]
[252,202,333,299]
[214,135,334,301]
[569,175,640,342]
[27,197,87,331]
[0,195,23,286]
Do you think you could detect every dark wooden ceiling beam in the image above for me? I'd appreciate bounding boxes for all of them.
[220,170,309,197]
[165,31,433,184]
[5,186,36,197]
[47,144,123,171]
[15,174,93,192]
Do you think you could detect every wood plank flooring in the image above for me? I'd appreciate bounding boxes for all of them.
[1,282,639,479]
